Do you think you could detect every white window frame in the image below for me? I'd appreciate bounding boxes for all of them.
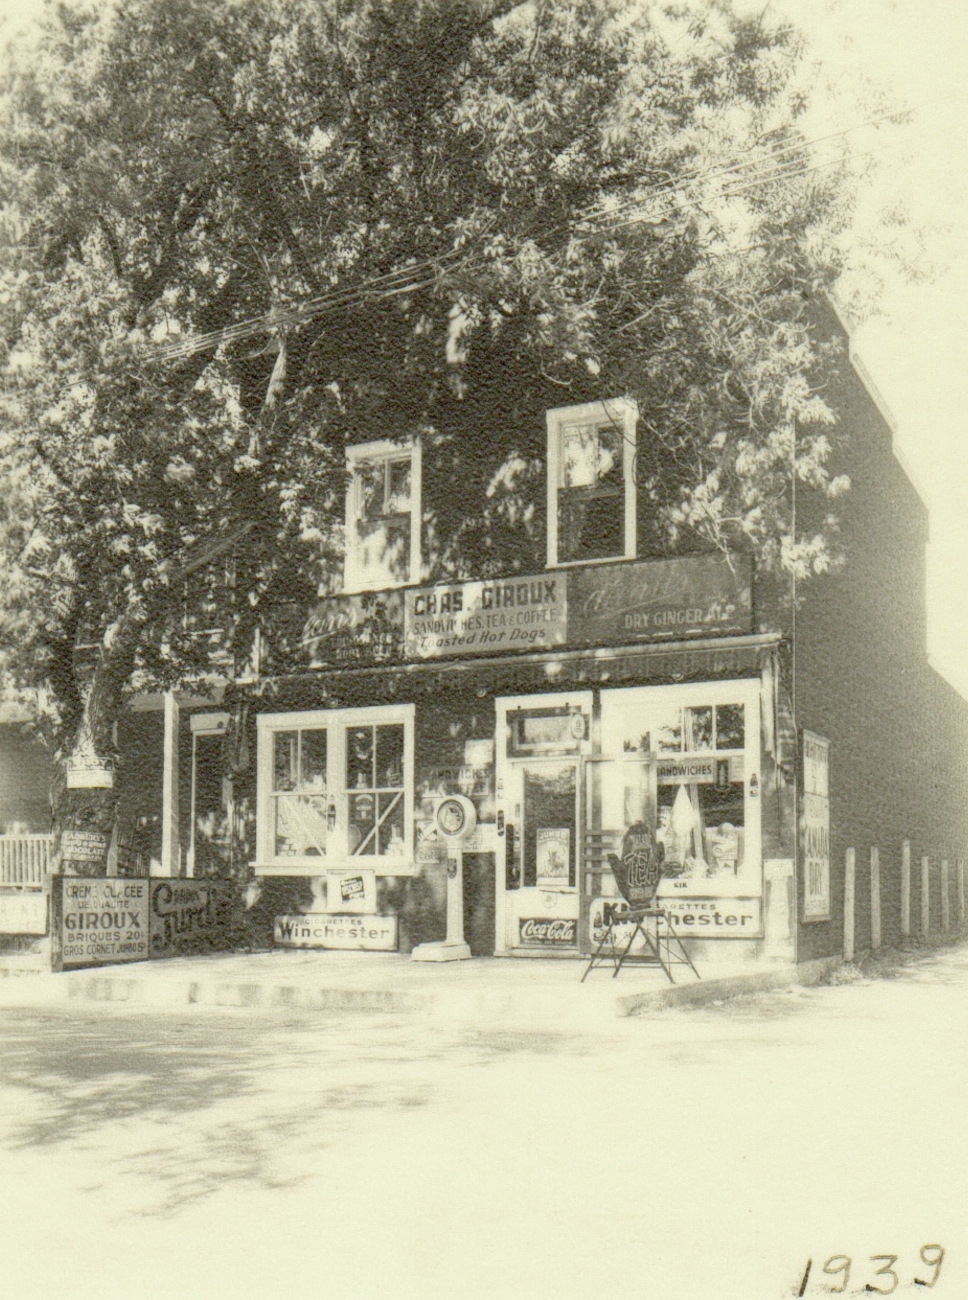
[255,704,416,876]
[546,398,637,569]
[344,438,422,592]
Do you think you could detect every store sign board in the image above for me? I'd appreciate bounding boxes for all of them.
[0,892,47,935]
[65,761,115,790]
[58,877,149,967]
[59,829,110,870]
[589,898,647,951]
[518,917,577,947]
[568,555,753,645]
[150,880,235,956]
[301,555,751,666]
[404,575,567,659]
[801,731,831,921]
[302,591,406,667]
[274,913,397,950]
[659,896,762,936]
[611,822,663,908]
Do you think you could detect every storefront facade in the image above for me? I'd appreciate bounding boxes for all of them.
[249,552,799,965]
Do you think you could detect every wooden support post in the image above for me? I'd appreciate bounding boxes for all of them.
[844,848,856,962]
[958,860,965,928]
[160,691,181,877]
[900,840,911,939]
[921,855,930,936]
[941,860,950,933]
[869,846,881,951]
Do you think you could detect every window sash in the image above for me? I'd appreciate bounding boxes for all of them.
[257,706,414,869]
[546,400,636,568]
[345,440,421,591]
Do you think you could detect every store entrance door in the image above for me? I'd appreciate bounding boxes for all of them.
[495,692,592,955]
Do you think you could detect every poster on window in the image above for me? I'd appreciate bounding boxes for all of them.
[535,828,570,887]
[801,731,831,921]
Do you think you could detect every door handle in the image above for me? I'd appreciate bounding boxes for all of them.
[505,822,520,888]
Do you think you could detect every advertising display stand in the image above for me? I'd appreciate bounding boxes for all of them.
[581,822,701,983]
[411,797,475,962]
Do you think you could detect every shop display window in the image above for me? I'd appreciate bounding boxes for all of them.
[600,684,759,897]
[256,705,414,872]
[271,727,329,858]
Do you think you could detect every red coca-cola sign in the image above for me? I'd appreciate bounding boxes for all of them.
[519,917,577,947]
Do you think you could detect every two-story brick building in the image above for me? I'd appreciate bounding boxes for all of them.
[7,306,966,971]
[171,305,959,968]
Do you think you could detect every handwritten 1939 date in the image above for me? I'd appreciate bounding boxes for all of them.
[797,1245,945,1294]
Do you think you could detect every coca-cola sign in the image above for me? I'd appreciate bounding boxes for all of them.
[519,917,577,947]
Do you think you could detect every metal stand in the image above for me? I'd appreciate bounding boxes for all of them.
[581,906,701,983]
[411,845,471,962]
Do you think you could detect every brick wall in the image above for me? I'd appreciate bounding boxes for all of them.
[791,315,968,961]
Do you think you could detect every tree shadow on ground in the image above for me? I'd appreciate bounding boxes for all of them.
[0,1006,443,1210]
[0,1005,594,1213]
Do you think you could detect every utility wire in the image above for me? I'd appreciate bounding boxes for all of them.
[151,115,906,361]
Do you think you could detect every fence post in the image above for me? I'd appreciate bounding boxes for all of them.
[921,856,930,936]
[870,846,881,951]
[844,848,856,962]
[958,860,965,928]
[900,840,911,939]
[941,860,950,933]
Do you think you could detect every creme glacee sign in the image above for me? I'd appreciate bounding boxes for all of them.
[59,878,149,967]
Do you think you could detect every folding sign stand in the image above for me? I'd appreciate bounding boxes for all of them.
[580,820,701,984]
[581,904,700,983]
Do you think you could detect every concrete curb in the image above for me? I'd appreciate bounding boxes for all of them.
[0,954,847,1021]
[616,955,843,1015]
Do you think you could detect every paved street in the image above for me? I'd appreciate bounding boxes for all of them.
[1,946,967,1300]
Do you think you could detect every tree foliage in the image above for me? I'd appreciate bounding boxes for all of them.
[0,0,873,761]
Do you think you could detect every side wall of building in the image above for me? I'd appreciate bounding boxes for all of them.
[793,322,968,961]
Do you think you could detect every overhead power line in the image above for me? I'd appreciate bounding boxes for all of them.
[154,113,907,363]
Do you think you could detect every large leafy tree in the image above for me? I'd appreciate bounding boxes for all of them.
[0,0,873,850]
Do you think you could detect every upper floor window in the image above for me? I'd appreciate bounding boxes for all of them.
[345,439,422,591]
[546,399,637,567]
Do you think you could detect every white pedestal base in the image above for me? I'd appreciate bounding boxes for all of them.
[410,940,472,963]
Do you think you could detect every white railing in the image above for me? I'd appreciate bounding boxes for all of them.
[0,834,54,887]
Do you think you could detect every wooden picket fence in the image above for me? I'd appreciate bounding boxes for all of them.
[0,834,54,887]
[843,840,966,961]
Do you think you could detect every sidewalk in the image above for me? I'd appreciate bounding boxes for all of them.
[0,946,842,1022]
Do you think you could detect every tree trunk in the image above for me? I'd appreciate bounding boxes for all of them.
[52,520,258,876]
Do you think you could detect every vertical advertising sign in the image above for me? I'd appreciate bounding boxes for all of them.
[801,730,831,922]
[57,877,150,967]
